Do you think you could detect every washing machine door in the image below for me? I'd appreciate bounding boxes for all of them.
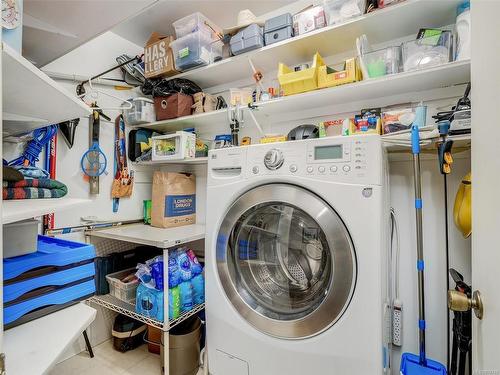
[217,183,356,339]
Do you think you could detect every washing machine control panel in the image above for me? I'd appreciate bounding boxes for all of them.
[245,135,383,185]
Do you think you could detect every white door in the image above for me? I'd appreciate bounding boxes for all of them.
[471,0,500,373]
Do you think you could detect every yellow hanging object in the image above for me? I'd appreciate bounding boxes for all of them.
[453,172,471,238]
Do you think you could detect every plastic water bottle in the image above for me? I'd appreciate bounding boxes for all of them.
[187,249,203,276]
[456,1,470,61]
[177,249,192,282]
[191,274,205,304]
[168,252,182,288]
[168,286,181,320]
[179,281,194,313]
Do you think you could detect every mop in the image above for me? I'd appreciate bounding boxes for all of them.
[400,126,447,375]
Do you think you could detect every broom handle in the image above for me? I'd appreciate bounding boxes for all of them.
[412,125,427,365]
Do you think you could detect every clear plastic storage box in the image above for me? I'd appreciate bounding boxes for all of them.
[323,0,365,25]
[402,32,453,72]
[121,98,155,126]
[106,268,139,304]
[171,31,223,71]
[361,46,401,78]
[173,12,221,39]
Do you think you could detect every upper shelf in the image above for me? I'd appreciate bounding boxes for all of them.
[172,0,462,89]
[2,42,91,137]
[3,197,91,225]
[132,60,470,133]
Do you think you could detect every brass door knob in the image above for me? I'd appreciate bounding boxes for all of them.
[448,290,484,320]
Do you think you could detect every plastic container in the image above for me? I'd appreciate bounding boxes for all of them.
[318,57,361,88]
[229,87,254,106]
[151,131,196,161]
[230,24,264,56]
[323,0,365,25]
[455,1,470,61]
[106,268,139,303]
[112,314,146,352]
[278,52,325,96]
[121,98,155,126]
[3,219,39,259]
[264,13,293,46]
[361,46,401,78]
[173,12,221,40]
[170,31,223,71]
[402,32,453,72]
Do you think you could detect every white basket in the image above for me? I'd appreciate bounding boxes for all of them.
[106,268,139,304]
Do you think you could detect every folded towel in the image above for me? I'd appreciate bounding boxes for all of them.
[3,178,68,200]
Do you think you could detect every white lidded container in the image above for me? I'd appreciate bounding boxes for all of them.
[323,0,365,25]
[152,131,196,161]
[3,219,39,258]
[121,97,155,126]
[173,12,222,39]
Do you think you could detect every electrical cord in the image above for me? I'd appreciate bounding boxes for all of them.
[444,173,451,372]
[8,125,58,167]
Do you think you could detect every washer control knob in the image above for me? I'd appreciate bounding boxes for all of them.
[343,165,351,172]
[330,165,338,172]
[307,166,314,174]
[252,166,259,174]
[290,164,298,173]
[318,166,326,173]
[264,149,284,170]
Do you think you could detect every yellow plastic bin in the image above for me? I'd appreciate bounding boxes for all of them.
[318,58,362,89]
[278,52,325,96]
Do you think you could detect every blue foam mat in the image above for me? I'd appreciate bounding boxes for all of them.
[400,353,447,375]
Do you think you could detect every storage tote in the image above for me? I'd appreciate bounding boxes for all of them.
[154,93,194,121]
[278,52,325,96]
[318,57,362,88]
[106,268,139,303]
[173,12,222,40]
[360,46,401,78]
[121,97,155,126]
[170,31,222,71]
[402,31,453,72]
[230,24,264,56]
[264,13,293,46]
[3,219,39,258]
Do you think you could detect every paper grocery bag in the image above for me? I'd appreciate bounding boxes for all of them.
[151,172,196,228]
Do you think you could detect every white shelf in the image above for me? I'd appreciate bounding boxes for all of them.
[87,223,205,248]
[135,157,208,166]
[130,61,469,134]
[3,303,96,375]
[171,0,462,89]
[129,109,228,133]
[2,197,91,225]
[251,60,470,121]
[88,294,204,332]
[384,133,471,153]
[2,42,91,137]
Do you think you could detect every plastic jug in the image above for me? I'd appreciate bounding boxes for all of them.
[456,1,470,61]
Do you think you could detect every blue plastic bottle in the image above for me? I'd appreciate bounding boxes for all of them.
[168,251,181,288]
[176,250,192,282]
[191,274,205,304]
[179,281,194,313]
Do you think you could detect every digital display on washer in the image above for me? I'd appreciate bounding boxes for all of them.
[314,145,343,160]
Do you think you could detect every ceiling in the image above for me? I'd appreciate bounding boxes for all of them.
[22,0,157,67]
[112,0,297,47]
[21,0,299,67]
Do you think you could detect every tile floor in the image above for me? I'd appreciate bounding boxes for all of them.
[50,340,203,375]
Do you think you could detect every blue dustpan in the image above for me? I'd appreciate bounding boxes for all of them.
[400,353,447,374]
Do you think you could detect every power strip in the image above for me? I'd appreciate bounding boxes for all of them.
[393,300,403,346]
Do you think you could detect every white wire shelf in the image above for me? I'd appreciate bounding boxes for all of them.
[88,294,204,331]
[87,223,205,249]
[383,133,471,153]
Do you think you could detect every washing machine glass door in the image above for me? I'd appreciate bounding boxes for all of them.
[217,184,356,339]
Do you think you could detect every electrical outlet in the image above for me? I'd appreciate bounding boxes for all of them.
[393,300,403,346]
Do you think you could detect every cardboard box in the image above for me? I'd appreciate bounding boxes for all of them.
[144,33,179,79]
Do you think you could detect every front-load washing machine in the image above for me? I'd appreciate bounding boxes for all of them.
[205,135,390,375]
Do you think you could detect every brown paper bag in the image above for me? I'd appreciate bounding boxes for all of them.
[151,172,196,228]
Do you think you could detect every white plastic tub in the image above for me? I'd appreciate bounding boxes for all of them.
[106,268,139,304]
[173,12,222,40]
[121,98,155,126]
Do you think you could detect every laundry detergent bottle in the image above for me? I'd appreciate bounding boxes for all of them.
[456,0,470,61]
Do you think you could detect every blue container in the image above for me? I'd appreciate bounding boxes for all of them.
[4,235,96,281]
